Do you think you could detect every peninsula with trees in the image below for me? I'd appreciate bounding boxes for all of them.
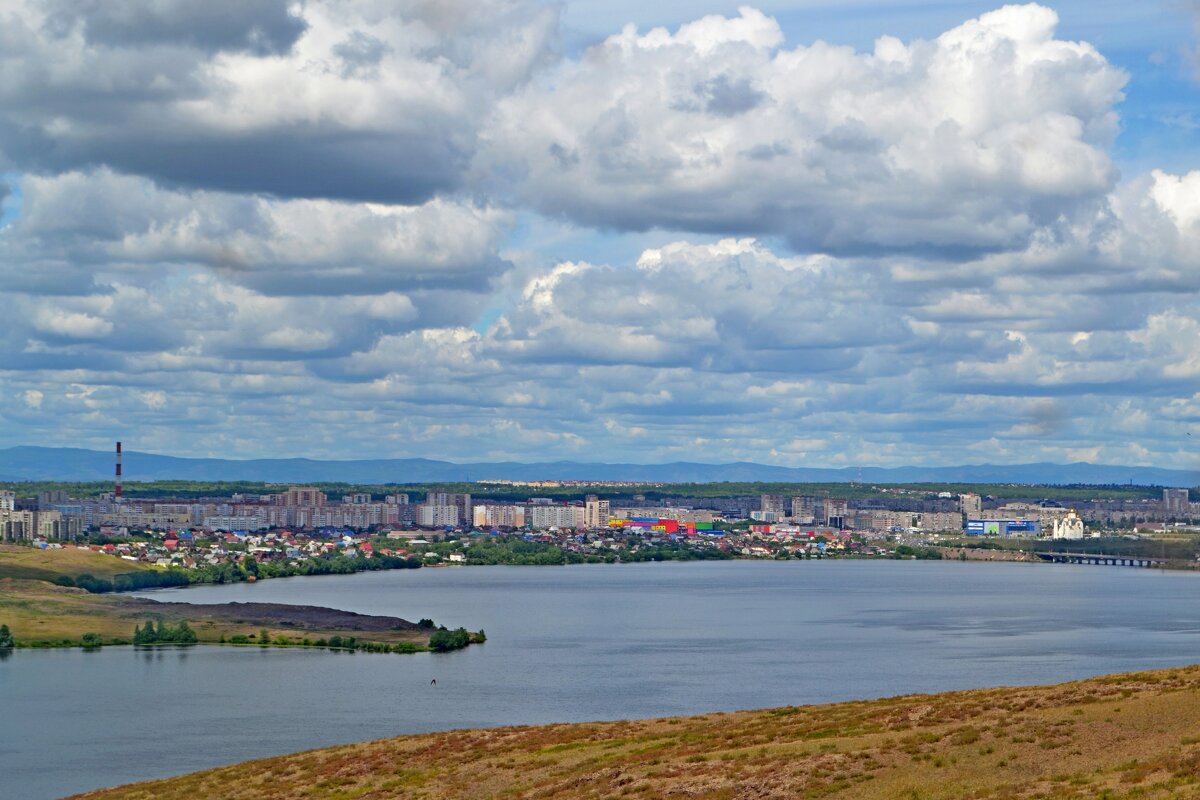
[0,545,482,654]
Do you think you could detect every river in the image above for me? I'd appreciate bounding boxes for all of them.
[4,559,1200,799]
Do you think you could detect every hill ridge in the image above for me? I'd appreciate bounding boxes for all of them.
[0,445,1195,486]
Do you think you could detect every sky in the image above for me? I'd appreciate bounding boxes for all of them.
[2,0,1200,468]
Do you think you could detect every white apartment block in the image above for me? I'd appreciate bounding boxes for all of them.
[418,504,460,528]
[473,504,526,528]
[584,497,610,528]
[528,504,585,530]
[203,516,270,532]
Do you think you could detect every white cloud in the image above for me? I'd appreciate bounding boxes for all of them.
[1,3,1199,468]
[7,169,512,296]
[483,3,1126,253]
[0,0,560,202]
[32,308,114,339]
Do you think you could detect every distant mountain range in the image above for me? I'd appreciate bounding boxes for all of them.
[0,446,1195,487]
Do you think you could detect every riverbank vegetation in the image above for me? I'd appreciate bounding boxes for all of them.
[940,535,1200,562]
[0,577,482,653]
[422,536,732,566]
[0,547,482,654]
[0,542,426,595]
[67,664,1200,799]
[892,544,943,560]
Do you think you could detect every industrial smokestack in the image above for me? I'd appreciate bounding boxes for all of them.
[115,441,122,501]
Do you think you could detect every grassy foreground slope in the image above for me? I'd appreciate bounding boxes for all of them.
[72,666,1200,800]
[0,543,161,582]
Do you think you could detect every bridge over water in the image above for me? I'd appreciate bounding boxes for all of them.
[1035,551,1170,568]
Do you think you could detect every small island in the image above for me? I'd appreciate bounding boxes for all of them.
[0,546,483,654]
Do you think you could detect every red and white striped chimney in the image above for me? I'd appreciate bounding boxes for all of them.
[115,441,122,500]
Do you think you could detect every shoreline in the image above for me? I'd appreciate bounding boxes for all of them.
[0,547,485,654]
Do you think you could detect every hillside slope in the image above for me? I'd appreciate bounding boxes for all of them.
[72,665,1200,799]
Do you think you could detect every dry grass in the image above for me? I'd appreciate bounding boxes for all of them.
[0,578,431,648]
[0,543,159,582]
[67,665,1200,800]
[0,546,434,648]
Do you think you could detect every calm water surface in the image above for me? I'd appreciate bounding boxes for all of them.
[4,559,1200,799]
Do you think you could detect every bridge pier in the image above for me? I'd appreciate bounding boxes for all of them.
[1035,552,1173,569]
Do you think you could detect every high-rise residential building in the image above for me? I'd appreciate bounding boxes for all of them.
[0,490,14,512]
[0,509,80,541]
[584,495,610,528]
[824,498,849,528]
[1164,488,1190,517]
[385,494,410,505]
[37,490,69,509]
[0,509,34,541]
[343,493,372,505]
[426,492,472,523]
[611,506,716,523]
[760,494,786,516]
[959,493,982,520]
[473,504,526,528]
[417,504,459,528]
[916,512,963,532]
[528,504,585,530]
[277,487,326,507]
[790,496,819,523]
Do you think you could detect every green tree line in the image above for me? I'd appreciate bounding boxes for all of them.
[57,552,424,594]
[133,619,198,645]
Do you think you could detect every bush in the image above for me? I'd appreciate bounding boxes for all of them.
[428,627,471,652]
[133,619,199,645]
[80,632,103,648]
[0,624,14,648]
[73,574,115,593]
[229,634,250,645]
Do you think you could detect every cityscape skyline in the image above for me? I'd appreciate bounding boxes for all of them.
[3,1,1200,467]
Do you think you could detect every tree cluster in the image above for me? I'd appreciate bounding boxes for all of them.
[133,619,198,645]
[893,545,944,560]
[56,570,190,593]
[428,627,472,652]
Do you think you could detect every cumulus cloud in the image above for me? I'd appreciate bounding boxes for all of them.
[483,4,1126,254]
[0,0,560,201]
[3,170,512,295]
[42,0,308,55]
[488,238,910,372]
[1,2,1199,467]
